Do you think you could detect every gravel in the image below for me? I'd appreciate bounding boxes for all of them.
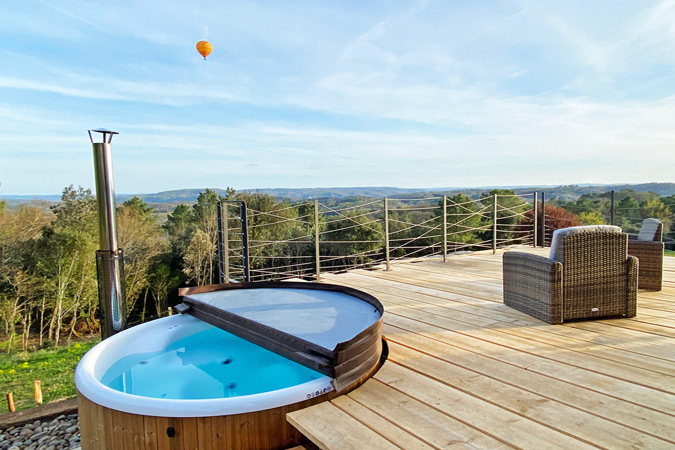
[0,414,80,450]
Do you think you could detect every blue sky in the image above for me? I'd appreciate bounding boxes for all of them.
[1,0,674,195]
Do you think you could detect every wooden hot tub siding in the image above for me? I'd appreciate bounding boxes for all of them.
[79,282,385,449]
[78,344,384,450]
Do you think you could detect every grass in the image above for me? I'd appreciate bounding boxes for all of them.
[0,337,99,412]
[666,250,675,257]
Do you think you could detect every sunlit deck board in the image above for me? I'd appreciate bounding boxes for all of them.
[288,248,675,449]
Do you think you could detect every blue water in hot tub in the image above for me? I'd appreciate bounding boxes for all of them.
[101,326,324,400]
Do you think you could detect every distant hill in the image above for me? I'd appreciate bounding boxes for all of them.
[131,183,675,203]
[1,194,62,204]
[246,186,439,200]
[126,189,233,204]
[3,183,674,206]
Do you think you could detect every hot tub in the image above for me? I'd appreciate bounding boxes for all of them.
[76,282,384,450]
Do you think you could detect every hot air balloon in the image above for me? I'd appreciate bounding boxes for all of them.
[196,40,212,60]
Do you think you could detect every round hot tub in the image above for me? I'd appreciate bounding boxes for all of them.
[76,282,384,450]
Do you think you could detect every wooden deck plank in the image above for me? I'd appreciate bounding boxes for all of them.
[330,395,437,450]
[384,327,675,442]
[287,402,401,450]
[385,341,672,449]
[367,283,675,375]
[381,303,675,407]
[345,380,510,450]
[330,272,675,375]
[374,363,598,450]
[289,252,675,450]
[332,273,675,386]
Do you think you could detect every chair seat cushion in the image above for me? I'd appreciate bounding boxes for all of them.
[549,225,622,262]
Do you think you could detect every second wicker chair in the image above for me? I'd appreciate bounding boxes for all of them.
[627,218,664,291]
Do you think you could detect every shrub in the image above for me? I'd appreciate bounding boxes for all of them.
[520,204,580,246]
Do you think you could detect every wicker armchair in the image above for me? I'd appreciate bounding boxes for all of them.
[627,218,664,291]
[503,226,638,324]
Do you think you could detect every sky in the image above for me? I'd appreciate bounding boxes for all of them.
[1,0,674,195]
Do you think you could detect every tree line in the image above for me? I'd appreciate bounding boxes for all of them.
[0,186,231,352]
[1,186,672,353]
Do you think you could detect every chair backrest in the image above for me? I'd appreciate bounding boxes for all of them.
[637,218,662,242]
[550,226,630,320]
[549,225,623,262]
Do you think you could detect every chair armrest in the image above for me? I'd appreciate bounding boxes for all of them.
[628,239,664,253]
[628,240,664,291]
[503,252,563,324]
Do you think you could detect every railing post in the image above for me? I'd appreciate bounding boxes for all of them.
[384,197,390,271]
[610,189,615,225]
[442,195,447,262]
[540,191,546,247]
[217,202,230,283]
[533,192,538,248]
[314,200,321,282]
[240,201,250,282]
[217,202,224,284]
[492,194,498,253]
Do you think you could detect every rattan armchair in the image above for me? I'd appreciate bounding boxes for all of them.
[627,218,664,291]
[503,226,638,324]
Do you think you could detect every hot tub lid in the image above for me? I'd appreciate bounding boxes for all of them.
[183,287,380,350]
[176,282,384,391]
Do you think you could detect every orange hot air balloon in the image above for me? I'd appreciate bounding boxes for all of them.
[196,40,212,60]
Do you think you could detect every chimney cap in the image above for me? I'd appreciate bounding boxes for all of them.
[88,128,119,144]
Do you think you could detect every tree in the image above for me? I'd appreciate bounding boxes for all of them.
[165,188,234,286]
[149,263,180,317]
[640,199,672,233]
[164,203,194,267]
[661,195,675,212]
[443,194,486,250]
[615,196,641,232]
[322,209,383,270]
[33,186,98,346]
[520,204,580,246]
[121,196,153,218]
[183,229,216,286]
[0,203,53,352]
[235,192,307,278]
[117,197,166,318]
[190,189,226,284]
[481,189,529,246]
[578,211,606,225]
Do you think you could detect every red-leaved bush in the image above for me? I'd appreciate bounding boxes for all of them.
[520,204,580,247]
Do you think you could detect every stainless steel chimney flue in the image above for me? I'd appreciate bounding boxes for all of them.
[89,128,127,338]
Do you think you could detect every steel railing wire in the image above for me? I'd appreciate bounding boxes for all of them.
[216,193,549,282]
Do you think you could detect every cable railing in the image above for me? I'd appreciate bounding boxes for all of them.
[212,190,673,283]
[535,189,674,248]
[213,192,541,282]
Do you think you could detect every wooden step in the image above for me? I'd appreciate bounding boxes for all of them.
[287,400,403,450]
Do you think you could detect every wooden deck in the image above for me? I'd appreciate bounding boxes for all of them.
[288,248,675,450]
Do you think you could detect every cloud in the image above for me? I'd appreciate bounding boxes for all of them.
[1,1,674,194]
[35,0,109,33]
[448,6,534,51]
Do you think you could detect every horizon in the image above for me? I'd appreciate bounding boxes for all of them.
[2,181,672,200]
[2,1,675,195]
